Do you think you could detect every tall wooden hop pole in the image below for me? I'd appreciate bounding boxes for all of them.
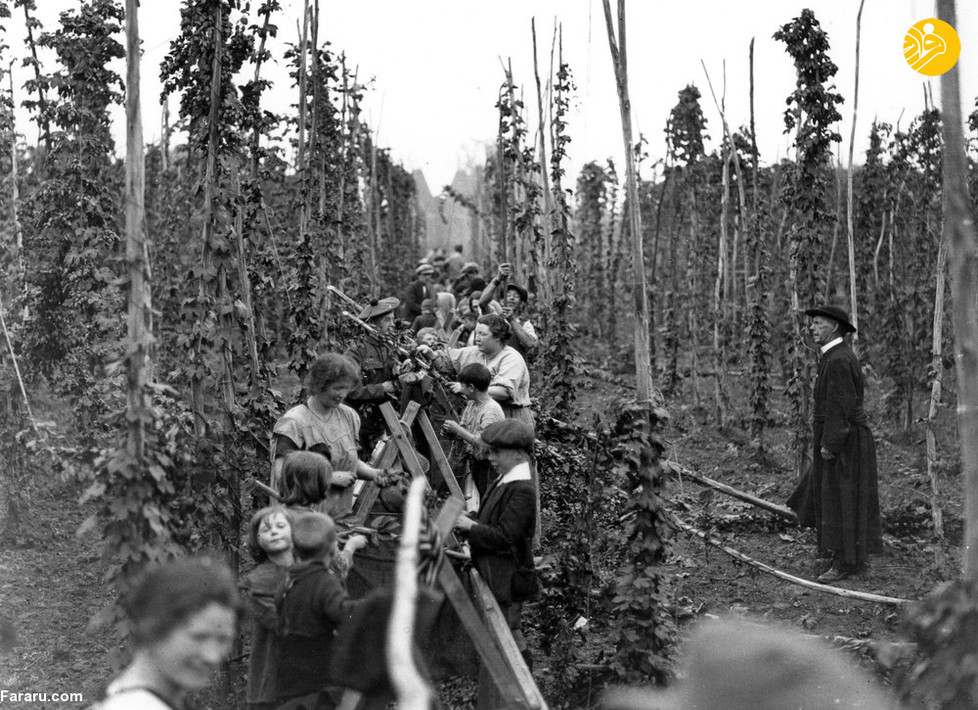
[601,0,656,405]
[124,0,153,460]
[937,0,978,579]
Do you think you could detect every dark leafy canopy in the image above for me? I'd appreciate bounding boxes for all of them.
[20,0,125,432]
[665,84,708,165]
[773,8,844,167]
[774,8,843,478]
[160,0,254,155]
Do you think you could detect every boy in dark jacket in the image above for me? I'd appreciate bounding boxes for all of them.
[276,512,359,709]
[410,299,438,334]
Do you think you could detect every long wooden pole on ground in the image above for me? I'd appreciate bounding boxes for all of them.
[937,0,978,580]
[124,0,152,459]
[669,464,797,521]
[670,514,911,606]
[601,0,657,406]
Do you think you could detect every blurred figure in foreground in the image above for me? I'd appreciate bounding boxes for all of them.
[92,557,240,710]
[602,617,896,710]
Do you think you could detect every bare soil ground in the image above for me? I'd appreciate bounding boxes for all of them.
[0,359,961,709]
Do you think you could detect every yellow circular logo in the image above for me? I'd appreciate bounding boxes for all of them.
[904,18,961,76]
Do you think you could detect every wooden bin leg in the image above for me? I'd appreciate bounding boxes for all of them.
[469,569,547,710]
[436,563,533,709]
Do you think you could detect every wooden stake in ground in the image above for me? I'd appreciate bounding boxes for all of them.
[531,18,554,310]
[601,0,658,406]
[937,0,978,579]
[124,0,153,460]
[925,231,948,565]
[846,0,865,342]
[7,62,23,285]
[191,0,225,435]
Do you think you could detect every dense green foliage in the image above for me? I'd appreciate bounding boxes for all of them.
[2,3,978,705]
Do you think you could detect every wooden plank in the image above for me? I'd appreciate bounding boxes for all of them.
[432,496,464,542]
[417,410,466,502]
[436,563,532,709]
[350,402,421,526]
[469,569,548,710]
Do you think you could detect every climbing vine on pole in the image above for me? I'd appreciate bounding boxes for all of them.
[773,9,843,479]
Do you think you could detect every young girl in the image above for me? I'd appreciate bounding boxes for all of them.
[277,451,368,577]
[240,506,294,710]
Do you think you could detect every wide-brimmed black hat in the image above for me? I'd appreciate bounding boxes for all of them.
[804,304,856,333]
[358,297,399,321]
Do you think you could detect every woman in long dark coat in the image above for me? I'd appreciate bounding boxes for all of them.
[788,305,882,583]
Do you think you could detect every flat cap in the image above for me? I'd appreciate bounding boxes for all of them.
[461,261,480,274]
[358,297,399,321]
[415,263,436,276]
[479,419,535,452]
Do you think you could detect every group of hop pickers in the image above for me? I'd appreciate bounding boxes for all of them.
[92,259,542,710]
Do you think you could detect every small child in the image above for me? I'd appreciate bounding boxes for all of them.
[441,363,505,505]
[240,506,294,710]
[278,451,353,519]
[278,451,367,577]
[275,512,364,708]
[415,326,442,349]
[410,298,438,334]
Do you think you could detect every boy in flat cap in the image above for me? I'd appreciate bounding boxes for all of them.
[455,419,538,683]
[787,305,882,583]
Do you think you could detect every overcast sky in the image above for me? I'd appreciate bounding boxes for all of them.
[5,1,977,189]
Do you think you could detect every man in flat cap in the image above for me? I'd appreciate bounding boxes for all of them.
[344,297,402,453]
[402,263,436,322]
[455,419,538,684]
[478,262,539,357]
[788,305,882,583]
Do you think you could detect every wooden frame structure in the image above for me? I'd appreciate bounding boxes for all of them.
[350,401,547,709]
